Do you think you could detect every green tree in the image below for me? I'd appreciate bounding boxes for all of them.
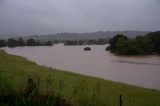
[106,34,154,55]
[114,37,129,54]
[44,41,53,46]
[87,39,96,45]
[97,39,106,45]
[106,34,128,53]
[146,31,160,53]
[8,38,18,47]
[77,40,83,45]
[0,39,7,47]
[64,40,77,45]
[17,38,25,46]
[26,39,36,46]
[53,40,59,44]
[134,36,153,54]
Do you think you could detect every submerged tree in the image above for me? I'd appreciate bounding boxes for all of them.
[146,31,160,54]
[106,34,128,53]
[0,39,7,47]
[106,32,158,55]
[17,38,25,46]
[26,39,36,46]
[44,41,53,46]
[8,38,18,47]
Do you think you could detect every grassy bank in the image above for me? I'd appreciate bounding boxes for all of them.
[0,50,160,106]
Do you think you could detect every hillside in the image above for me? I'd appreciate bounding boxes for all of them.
[12,31,149,41]
[0,34,18,39]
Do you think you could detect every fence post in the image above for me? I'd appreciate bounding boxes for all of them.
[120,95,122,106]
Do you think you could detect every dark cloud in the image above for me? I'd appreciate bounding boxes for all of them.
[0,0,160,35]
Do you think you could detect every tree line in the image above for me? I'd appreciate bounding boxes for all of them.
[64,39,109,45]
[106,31,160,55]
[0,38,53,48]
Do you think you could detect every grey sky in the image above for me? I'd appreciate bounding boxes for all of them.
[0,0,160,35]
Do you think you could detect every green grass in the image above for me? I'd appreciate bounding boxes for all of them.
[0,50,160,106]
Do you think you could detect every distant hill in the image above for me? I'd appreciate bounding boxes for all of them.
[21,31,149,41]
[0,34,18,39]
[1,31,149,41]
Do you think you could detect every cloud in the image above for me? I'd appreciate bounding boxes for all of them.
[0,0,159,35]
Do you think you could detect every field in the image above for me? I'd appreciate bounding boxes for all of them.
[0,50,160,106]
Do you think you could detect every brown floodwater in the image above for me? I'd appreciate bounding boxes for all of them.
[3,44,160,90]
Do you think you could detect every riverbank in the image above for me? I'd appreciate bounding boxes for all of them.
[0,50,160,105]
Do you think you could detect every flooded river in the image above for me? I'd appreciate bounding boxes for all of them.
[3,44,160,90]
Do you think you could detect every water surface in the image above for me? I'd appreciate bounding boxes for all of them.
[3,44,160,90]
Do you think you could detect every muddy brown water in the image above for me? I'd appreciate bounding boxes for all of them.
[3,44,160,90]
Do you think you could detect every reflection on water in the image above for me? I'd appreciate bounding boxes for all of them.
[111,60,160,66]
[3,44,160,90]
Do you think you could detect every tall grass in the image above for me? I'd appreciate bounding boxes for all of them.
[0,73,108,106]
[0,74,69,106]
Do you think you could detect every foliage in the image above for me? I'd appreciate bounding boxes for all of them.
[106,31,159,55]
[146,31,160,53]
[44,41,53,46]
[64,39,108,45]
[8,38,18,47]
[26,39,36,46]
[0,39,7,47]
[64,40,78,45]
[17,38,25,46]
[107,34,128,53]
[0,38,53,48]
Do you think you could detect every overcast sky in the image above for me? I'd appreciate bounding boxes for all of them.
[0,0,160,35]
